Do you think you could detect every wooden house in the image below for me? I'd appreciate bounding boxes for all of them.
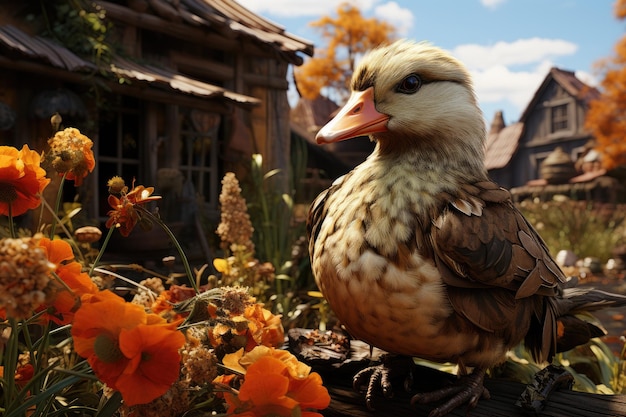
[484,67,622,202]
[0,0,314,251]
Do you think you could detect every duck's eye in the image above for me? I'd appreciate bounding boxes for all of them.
[397,74,422,94]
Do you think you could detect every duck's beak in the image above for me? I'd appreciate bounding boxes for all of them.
[316,87,390,144]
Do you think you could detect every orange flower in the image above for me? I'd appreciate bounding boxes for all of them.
[0,364,34,388]
[116,319,185,406]
[71,290,147,389]
[46,127,95,186]
[0,145,50,216]
[37,237,98,324]
[243,304,284,350]
[14,363,34,388]
[105,184,161,237]
[219,347,330,417]
[72,291,185,405]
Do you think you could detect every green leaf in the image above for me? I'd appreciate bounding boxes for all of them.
[263,168,282,180]
[96,390,123,417]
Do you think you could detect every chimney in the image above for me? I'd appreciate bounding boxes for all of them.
[489,111,505,135]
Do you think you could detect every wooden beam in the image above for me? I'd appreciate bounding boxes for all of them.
[242,72,289,90]
[170,51,233,82]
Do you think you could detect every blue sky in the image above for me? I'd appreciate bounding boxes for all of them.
[237,0,624,125]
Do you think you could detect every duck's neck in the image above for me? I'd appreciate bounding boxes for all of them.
[371,135,488,185]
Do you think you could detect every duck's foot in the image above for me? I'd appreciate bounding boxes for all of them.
[411,367,490,417]
[352,354,415,410]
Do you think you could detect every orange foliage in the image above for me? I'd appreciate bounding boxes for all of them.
[585,1,626,169]
[616,0,626,19]
[294,3,395,101]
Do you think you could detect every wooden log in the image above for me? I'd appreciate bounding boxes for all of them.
[287,329,626,417]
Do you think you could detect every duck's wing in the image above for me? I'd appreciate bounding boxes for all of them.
[430,181,566,354]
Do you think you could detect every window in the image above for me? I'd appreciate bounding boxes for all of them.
[550,103,569,133]
[179,109,221,212]
[97,96,141,219]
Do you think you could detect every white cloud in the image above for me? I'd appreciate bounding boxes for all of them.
[480,0,507,10]
[472,62,553,110]
[575,70,599,87]
[452,38,578,70]
[374,2,414,36]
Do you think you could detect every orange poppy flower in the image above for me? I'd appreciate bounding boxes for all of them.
[47,127,95,186]
[71,290,147,389]
[116,319,185,406]
[36,237,98,324]
[72,291,185,405]
[0,145,50,216]
[105,185,161,237]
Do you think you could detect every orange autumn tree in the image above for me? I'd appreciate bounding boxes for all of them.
[585,0,626,169]
[294,3,395,102]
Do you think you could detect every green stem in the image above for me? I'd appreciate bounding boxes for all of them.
[3,318,20,413]
[89,226,115,276]
[138,207,198,293]
[49,172,67,239]
[7,202,15,238]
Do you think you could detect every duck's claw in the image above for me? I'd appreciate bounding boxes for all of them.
[411,367,489,417]
[352,355,414,410]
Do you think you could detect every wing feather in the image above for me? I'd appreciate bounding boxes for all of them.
[431,181,566,337]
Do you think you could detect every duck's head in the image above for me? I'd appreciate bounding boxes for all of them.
[316,40,486,163]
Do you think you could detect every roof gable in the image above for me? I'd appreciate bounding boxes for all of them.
[518,67,600,123]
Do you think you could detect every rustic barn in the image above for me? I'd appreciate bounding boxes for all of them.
[0,0,314,254]
[484,67,623,202]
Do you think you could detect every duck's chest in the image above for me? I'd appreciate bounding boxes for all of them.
[310,163,454,353]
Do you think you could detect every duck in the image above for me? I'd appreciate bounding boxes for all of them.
[307,39,625,416]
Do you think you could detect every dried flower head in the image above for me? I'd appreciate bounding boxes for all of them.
[216,172,255,255]
[0,236,55,319]
[181,339,218,385]
[132,277,165,308]
[0,145,50,216]
[46,127,95,186]
[221,285,255,315]
[107,176,127,195]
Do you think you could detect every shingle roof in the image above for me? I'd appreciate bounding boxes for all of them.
[0,0,315,105]
[96,0,314,64]
[0,24,260,106]
[0,25,95,72]
[484,121,524,170]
